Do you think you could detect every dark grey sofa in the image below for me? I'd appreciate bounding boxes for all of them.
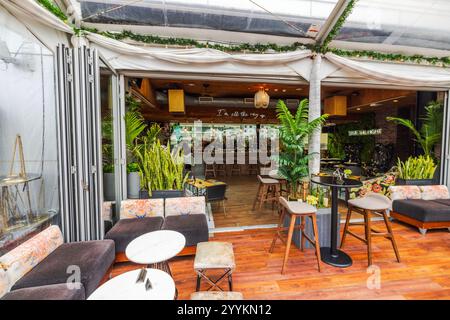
[10,240,115,297]
[105,197,209,261]
[2,283,86,300]
[391,199,450,234]
[0,226,115,301]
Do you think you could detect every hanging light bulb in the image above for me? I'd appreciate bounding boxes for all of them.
[254,88,270,109]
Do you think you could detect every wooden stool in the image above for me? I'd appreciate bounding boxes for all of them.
[195,242,236,292]
[341,193,401,266]
[215,164,226,176]
[248,164,259,175]
[252,175,280,211]
[230,164,241,176]
[270,197,322,274]
[204,164,216,178]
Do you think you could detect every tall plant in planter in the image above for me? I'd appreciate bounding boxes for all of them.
[134,136,189,198]
[276,99,328,199]
[387,101,443,158]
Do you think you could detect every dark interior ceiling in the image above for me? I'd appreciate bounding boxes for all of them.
[146,78,417,114]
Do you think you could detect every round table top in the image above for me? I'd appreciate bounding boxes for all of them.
[311,176,362,188]
[88,269,175,300]
[126,230,186,265]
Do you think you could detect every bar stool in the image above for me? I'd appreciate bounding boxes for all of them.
[252,175,280,211]
[270,197,322,274]
[215,164,226,176]
[204,164,216,178]
[341,193,401,266]
[230,164,241,176]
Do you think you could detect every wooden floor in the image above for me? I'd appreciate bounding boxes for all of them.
[211,175,354,229]
[212,175,279,228]
[112,221,450,300]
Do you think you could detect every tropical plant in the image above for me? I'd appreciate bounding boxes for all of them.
[387,101,443,157]
[397,155,437,180]
[133,138,189,196]
[276,99,328,198]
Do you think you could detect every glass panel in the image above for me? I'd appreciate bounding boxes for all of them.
[336,0,450,51]
[100,71,116,202]
[0,10,59,252]
[78,0,338,38]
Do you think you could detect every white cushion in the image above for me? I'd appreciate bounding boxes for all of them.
[348,193,392,210]
[419,185,450,200]
[388,186,421,201]
[279,197,317,214]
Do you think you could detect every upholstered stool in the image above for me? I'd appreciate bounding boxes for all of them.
[194,242,236,291]
[342,193,400,266]
[253,175,281,211]
[270,197,322,274]
[191,291,244,300]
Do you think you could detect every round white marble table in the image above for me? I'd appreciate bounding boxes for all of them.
[126,230,186,265]
[88,269,175,300]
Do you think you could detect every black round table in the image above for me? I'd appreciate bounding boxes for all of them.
[311,176,362,268]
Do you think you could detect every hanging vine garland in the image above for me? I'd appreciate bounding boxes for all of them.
[39,0,450,67]
[37,0,68,22]
[320,0,358,52]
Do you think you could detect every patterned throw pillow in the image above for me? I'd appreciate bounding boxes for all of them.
[0,225,64,296]
[389,186,422,201]
[120,199,164,219]
[420,185,450,200]
[348,173,397,199]
[165,196,206,217]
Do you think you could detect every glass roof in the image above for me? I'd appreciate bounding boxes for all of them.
[78,0,338,38]
[77,0,450,53]
[336,0,450,51]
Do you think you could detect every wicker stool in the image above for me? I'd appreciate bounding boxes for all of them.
[341,193,401,266]
[252,175,281,211]
[191,291,243,300]
[270,197,322,274]
[194,242,236,291]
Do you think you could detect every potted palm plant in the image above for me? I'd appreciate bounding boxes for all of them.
[276,99,328,200]
[124,96,147,198]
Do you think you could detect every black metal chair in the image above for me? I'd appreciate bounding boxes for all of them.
[205,184,228,217]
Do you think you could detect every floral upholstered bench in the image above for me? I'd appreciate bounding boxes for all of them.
[105,196,209,262]
[0,225,115,300]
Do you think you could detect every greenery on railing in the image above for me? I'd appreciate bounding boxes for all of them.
[319,0,357,52]
[37,0,67,22]
[330,48,450,67]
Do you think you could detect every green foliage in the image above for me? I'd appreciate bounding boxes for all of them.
[276,99,328,197]
[125,96,147,152]
[103,163,114,174]
[37,0,67,21]
[397,155,437,180]
[327,114,376,163]
[127,162,140,173]
[320,0,358,52]
[329,48,450,67]
[387,101,443,157]
[133,127,188,195]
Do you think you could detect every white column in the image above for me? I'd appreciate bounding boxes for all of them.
[308,54,322,176]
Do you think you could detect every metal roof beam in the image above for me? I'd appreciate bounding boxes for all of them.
[315,0,351,46]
